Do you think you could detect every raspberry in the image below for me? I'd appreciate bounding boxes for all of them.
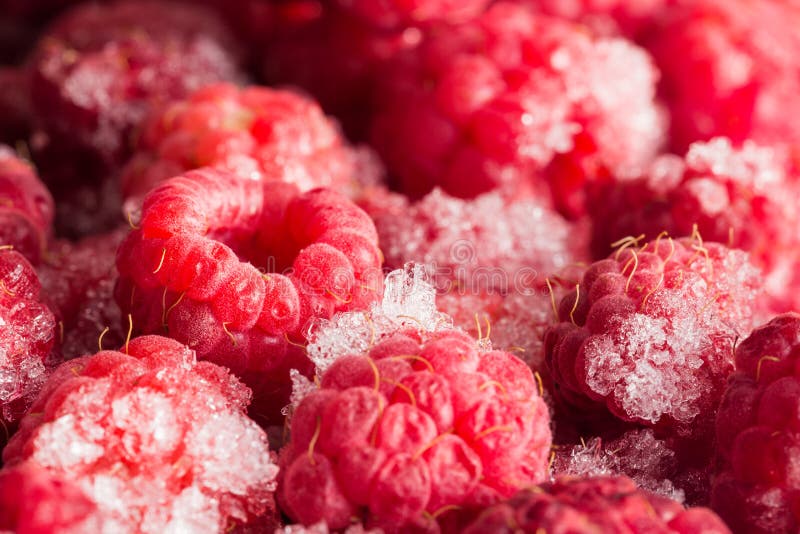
[459,476,730,533]
[280,266,552,531]
[37,228,127,359]
[0,69,32,146]
[645,0,800,152]
[711,313,800,533]
[0,146,54,265]
[115,168,383,425]
[2,335,279,532]
[122,83,375,206]
[370,1,665,218]
[528,0,670,38]
[589,137,800,315]
[0,248,57,430]
[0,462,101,533]
[543,236,760,437]
[335,0,489,29]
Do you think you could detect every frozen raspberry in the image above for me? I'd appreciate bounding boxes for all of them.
[37,228,126,359]
[3,335,279,532]
[543,236,760,438]
[280,266,551,531]
[370,1,665,218]
[528,0,671,38]
[645,0,800,152]
[335,0,489,29]
[122,82,376,206]
[711,313,800,533]
[0,462,101,533]
[589,137,800,316]
[0,248,57,430]
[115,168,383,425]
[0,146,54,265]
[459,476,730,533]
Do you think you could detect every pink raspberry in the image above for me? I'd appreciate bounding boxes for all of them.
[370,1,665,218]
[589,137,800,315]
[0,146,54,264]
[0,462,101,533]
[543,236,760,438]
[712,313,800,533]
[115,168,383,425]
[0,248,57,430]
[37,228,127,359]
[335,0,489,29]
[122,82,378,206]
[279,330,551,531]
[3,335,279,532]
[645,0,800,152]
[459,476,730,533]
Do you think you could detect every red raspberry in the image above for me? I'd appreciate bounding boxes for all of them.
[3,335,279,532]
[122,82,376,206]
[589,137,800,315]
[0,248,57,429]
[279,337,550,531]
[711,313,800,533]
[0,146,54,264]
[459,476,730,533]
[543,236,760,438]
[0,462,100,533]
[37,228,127,359]
[370,1,665,218]
[527,0,671,38]
[115,168,383,425]
[645,0,800,152]
[335,0,489,29]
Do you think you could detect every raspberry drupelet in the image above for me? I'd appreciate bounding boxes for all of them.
[370,1,665,218]
[0,248,57,432]
[589,137,800,316]
[712,313,800,533]
[0,146,54,265]
[122,83,378,207]
[543,235,760,438]
[115,168,383,425]
[459,476,731,533]
[2,335,280,533]
[279,266,552,531]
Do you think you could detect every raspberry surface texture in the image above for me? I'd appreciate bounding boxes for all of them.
[0,146,54,265]
[0,248,57,430]
[460,476,731,533]
[280,266,552,531]
[370,1,665,218]
[712,313,800,533]
[645,0,800,152]
[115,168,383,424]
[2,335,279,533]
[544,236,760,437]
[122,83,377,206]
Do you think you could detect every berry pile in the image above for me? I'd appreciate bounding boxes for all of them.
[2,0,800,531]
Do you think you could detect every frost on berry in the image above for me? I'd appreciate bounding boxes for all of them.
[0,248,57,429]
[589,137,800,316]
[544,236,761,437]
[115,168,383,425]
[370,1,665,218]
[2,335,279,532]
[711,313,800,533]
[283,265,551,531]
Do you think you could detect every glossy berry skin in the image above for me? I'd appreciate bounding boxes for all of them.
[0,248,57,430]
[544,237,760,437]
[370,1,665,218]
[712,313,800,533]
[278,328,551,531]
[122,83,373,205]
[115,168,383,425]
[460,476,731,534]
[3,335,279,533]
[0,146,54,265]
